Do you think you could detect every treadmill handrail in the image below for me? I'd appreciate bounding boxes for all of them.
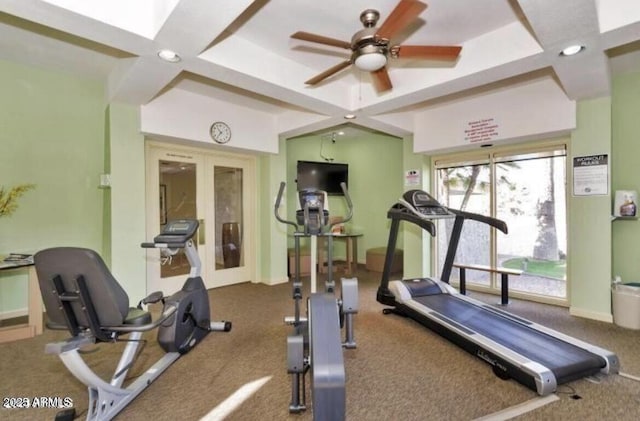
[378,193,509,299]
[446,208,508,234]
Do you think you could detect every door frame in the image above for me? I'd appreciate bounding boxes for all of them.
[145,141,257,293]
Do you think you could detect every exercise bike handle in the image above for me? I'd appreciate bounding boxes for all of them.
[274,181,298,231]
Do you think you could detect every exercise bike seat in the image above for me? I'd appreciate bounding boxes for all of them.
[34,247,151,339]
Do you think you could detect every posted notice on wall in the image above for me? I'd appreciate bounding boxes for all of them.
[573,154,608,196]
[464,117,500,143]
[405,169,421,187]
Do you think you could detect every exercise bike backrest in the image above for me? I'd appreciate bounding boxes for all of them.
[274,181,354,235]
[141,219,201,278]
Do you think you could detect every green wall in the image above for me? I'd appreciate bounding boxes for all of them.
[285,132,404,264]
[0,59,106,316]
[258,137,288,285]
[106,104,147,301]
[401,137,432,279]
[568,97,612,321]
[612,71,640,283]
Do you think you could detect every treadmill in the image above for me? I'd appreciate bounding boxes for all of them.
[376,190,619,396]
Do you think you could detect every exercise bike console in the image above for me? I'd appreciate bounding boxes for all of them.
[145,219,199,247]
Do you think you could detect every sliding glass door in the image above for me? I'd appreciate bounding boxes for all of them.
[434,143,568,303]
[494,151,567,299]
[436,162,491,287]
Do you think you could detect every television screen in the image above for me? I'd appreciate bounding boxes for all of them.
[296,161,348,195]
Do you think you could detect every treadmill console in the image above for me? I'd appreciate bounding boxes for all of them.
[400,190,454,219]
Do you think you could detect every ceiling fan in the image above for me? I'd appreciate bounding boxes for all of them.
[291,0,462,93]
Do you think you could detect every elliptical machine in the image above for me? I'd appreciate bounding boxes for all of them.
[33,219,230,421]
[274,182,359,421]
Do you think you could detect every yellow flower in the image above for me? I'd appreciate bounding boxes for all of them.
[0,184,35,217]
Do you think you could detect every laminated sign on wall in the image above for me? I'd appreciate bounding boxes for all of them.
[573,154,608,196]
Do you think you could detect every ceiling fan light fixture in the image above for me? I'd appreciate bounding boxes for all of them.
[355,52,387,71]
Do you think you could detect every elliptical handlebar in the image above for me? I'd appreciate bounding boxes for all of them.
[274,182,299,231]
[330,182,353,230]
[274,181,355,234]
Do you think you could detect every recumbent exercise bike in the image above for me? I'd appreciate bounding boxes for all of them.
[34,219,230,421]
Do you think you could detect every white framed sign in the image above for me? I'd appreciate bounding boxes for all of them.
[573,154,608,196]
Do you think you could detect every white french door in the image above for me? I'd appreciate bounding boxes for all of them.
[145,143,256,294]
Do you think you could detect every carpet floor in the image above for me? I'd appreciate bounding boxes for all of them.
[1,267,639,420]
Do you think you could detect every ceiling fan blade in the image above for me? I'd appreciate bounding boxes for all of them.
[371,67,393,92]
[305,60,352,85]
[291,31,351,50]
[376,0,427,41]
[393,45,462,60]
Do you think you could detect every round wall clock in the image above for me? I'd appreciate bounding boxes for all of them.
[210,121,232,144]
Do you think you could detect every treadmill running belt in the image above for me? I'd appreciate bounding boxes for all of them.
[412,294,605,381]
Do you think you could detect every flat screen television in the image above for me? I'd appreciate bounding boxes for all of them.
[296,160,348,195]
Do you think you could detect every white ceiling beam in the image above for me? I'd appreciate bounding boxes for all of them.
[154,0,256,56]
[517,0,610,99]
[107,56,182,104]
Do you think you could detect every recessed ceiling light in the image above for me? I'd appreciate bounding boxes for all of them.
[560,45,585,56]
[344,114,356,120]
[158,49,181,63]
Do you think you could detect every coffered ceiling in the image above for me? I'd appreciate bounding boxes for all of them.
[1,0,640,138]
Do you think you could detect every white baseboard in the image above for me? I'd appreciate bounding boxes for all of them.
[0,308,27,321]
[256,277,289,286]
[569,306,613,323]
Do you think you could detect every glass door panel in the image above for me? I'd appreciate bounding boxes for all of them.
[495,155,567,298]
[436,164,491,287]
[159,160,197,279]
[214,166,244,270]
[203,155,254,289]
[146,147,205,295]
